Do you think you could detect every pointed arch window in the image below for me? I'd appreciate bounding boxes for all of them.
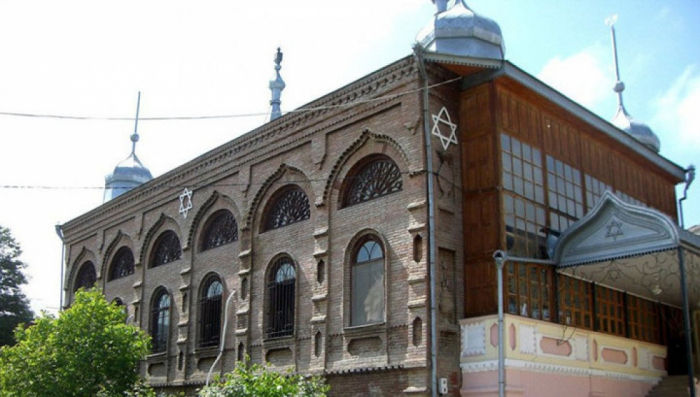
[201,210,238,251]
[74,261,97,292]
[266,257,296,338]
[263,186,310,232]
[351,237,385,326]
[150,231,182,268]
[343,156,402,207]
[151,289,171,353]
[109,247,135,281]
[199,275,223,347]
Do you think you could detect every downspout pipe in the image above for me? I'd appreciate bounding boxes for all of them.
[678,164,695,229]
[206,289,236,386]
[414,44,439,397]
[55,224,65,311]
[493,250,507,397]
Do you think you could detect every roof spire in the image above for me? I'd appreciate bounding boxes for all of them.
[269,47,286,121]
[131,91,141,156]
[606,15,661,152]
[606,15,626,114]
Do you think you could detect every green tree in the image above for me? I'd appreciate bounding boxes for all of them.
[199,359,329,397]
[0,289,151,396]
[0,225,34,347]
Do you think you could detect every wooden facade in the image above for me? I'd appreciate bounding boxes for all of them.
[460,76,680,319]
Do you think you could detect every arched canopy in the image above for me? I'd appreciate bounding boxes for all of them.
[553,192,700,307]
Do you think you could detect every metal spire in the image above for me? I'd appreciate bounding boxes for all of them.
[269,48,285,121]
[606,15,627,114]
[131,91,141,156]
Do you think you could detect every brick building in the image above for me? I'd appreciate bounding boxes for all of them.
[59,2,700,396]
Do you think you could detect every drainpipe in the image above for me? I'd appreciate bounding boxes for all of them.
[493,250,507,397]
[206,290,236,386]
[414,45,438,397]
[678,248,696,397]
[678,164,695,229]
[55,224,65,311]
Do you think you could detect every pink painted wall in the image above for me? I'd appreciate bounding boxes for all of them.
[461,368,656,397]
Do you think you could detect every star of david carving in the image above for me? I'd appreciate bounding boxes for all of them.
[431,106,458,151]
[179,188,193,219]
[605,220,624,241]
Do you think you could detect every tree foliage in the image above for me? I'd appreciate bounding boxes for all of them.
[0,225,34,347]
[0,289,151,396]
[199,360,329,397]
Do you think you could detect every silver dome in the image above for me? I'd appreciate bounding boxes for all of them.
[612,106,661,152]
[103,131,153,202]
[417,0,505,60]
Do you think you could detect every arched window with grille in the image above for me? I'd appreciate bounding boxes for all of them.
[199,275,223,348]
[151,288,171,353]
[74,261,97,292]
[201,210,238,251]
[150,231,182,268]
[351,237,385,326]
[109,247,135,281]
[266,257,296,338]
[342,156,402,208]
[262,186,310,232]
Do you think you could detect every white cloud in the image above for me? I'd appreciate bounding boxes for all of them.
[537,46,613,111]
[653,65,700,150]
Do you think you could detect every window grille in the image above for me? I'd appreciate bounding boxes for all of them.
[558,276,592,329]
[266,257,296,338]
[202,211,238,251]
[264,187,310,231]
[546,155,584,231]
[109,247,135,281]
[595,285,625,337]
[505,262,552,321]
[343,158,402,207]
[627,294,660,343]
[74,261,97,291]
[151,231,182,267]
[199,276,223,347]
[151,290,170,353]
[351,238,385,326]
[501,134,547,258]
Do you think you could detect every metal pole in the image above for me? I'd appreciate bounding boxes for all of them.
[414,45,439,397]
[55,224,65,311]
[493,250,506,397]
[678,246,696,397]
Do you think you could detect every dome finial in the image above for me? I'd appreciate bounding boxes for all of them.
[131,91,141,156]
[103,92,153,202]
[269,47,286,121]
[606,15,661,152]
[606,15,626,113]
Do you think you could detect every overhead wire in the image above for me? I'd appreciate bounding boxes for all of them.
[0,77,461,122]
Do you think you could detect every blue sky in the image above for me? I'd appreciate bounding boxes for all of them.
[0,0,697,314]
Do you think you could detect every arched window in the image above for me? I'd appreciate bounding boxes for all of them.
[201,210,238,251]
[266,257,296,338]
[150,231,182,268]
[199,275,223,347]
[263,186,310,232]
[109,247,135,281]
[343,156,402,207]
[351,237,385,326]
[74,261,97,292]
[151,289,171,353]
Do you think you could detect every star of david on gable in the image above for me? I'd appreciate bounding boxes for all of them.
[605,220,624,241]
[431,106,458,151]
[179,188,193,219]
